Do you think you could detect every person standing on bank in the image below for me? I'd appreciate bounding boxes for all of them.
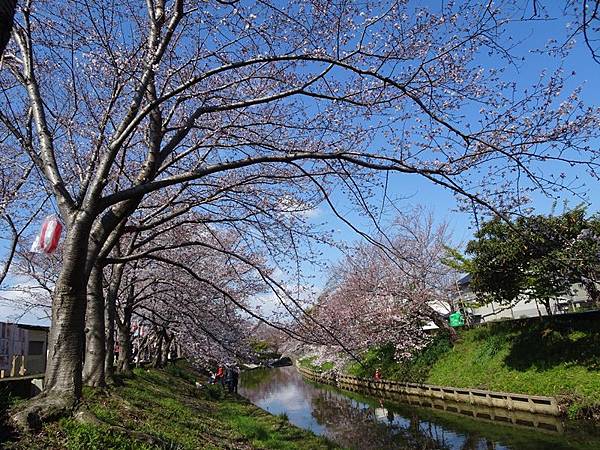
[232,366,239,393]
[216,365,225,386]
[225,366,235,393]
[374,368,382,381]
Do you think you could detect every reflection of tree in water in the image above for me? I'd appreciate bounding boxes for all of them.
[241,368,501,450]
[239,368,279,390]
[310,390,497,450]
[240,367,308,400]
[241,368,600,450]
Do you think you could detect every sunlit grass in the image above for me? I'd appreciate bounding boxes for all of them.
[4,360,340,449]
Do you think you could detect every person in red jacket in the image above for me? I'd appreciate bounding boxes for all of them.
[374,368,382,381]
[216,365,225,386]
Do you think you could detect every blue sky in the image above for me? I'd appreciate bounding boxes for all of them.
[3,2,600,322]
[289,5,600,296]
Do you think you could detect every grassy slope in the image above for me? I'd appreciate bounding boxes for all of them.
[3,362,339,450]
[297,356,335,373]
[426,319,600,412]
[344,315,600,417]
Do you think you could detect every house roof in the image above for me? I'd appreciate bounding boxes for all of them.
[458,274,471,287]
[1,321,50,332]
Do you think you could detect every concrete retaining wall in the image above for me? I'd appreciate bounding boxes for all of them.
[297,366,560,417]
[0,373,44,397]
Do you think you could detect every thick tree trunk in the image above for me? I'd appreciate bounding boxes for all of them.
[45,233,89,395]
[0,0,17,57]
[117,324,133,376]
[11,220,92,429]
[82,265,106,387]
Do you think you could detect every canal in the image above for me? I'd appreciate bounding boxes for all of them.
[240,366,600,450]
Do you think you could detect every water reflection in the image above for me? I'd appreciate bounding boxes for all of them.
[240,366,600,450]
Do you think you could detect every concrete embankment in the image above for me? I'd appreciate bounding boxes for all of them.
[297,365,563,432]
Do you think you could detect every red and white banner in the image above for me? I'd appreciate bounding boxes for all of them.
[31,215,63,254]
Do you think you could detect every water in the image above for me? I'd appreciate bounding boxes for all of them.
[239,366,600,450]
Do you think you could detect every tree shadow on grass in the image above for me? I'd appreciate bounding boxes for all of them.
[0,385,22,447]
[480,315,600,372]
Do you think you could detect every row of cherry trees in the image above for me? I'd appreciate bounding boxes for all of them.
[1,0,599,429]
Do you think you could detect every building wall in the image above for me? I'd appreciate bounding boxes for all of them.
[0,322,26,373]
[0,322,48,376]
[465,283,593,323]
[26,329,48,374]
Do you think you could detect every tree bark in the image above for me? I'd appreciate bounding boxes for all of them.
[542,298,553,316]
[581,277,600,307]
[153,330,164,368]
[117,297,133,376]
[425,305,458,342]
[82,264,106,387]
[104,267,122,384]
[0,0,17,58]
[161,331,173,364]
[43,222,91,396]
[11,219,92,429]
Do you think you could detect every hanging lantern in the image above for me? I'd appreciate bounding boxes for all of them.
[31,215,63,254]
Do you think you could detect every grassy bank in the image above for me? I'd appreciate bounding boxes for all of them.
[342,314,600,418]
[2,362,339,449]
[426,318,600,417]
[297,356,335,373]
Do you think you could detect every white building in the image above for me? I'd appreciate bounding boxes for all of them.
[456,274,593,324]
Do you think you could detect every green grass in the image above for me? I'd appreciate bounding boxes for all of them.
[345,332,452,382]
[298,356,334,373]
[250,340,282,361]
[343,315,600,418]
[426,319,600,416]
[3,361,339,449]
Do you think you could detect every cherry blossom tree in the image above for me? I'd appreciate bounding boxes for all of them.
[103,221,274,374]
[0,0,598,426]
[304,207,459,362]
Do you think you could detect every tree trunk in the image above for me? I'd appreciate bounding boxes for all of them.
[44,226,90,395]
[542,298,553,316]
[153,330,164,368]
[425,305,459,342]
[104,290,116,383]
[104,264,124,384]
[134,334,146,367]
[117,307,133,376]
[11,220,92,429]
[582,277,600,307]
[0,0,17,58]
[82,264,106,387]
[161,331,173,364]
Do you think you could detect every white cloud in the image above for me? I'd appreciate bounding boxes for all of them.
[0,276,51,326]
